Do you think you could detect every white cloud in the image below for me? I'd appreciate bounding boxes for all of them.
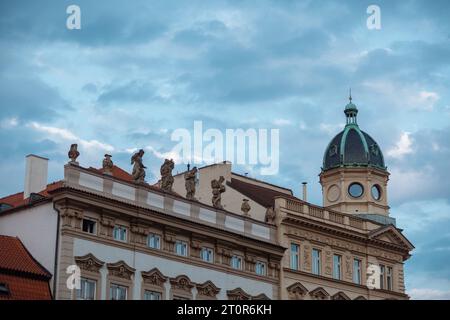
[273,118,292,126]
[0,117,19,129]
[28,122,114,152]
[387,131,413,159]
[409,288,450,300]
[417,91,439,111]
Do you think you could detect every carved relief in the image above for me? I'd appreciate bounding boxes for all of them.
[309,287,330,300]
[107,261,135,280]
[100,216,115,238]
[268,261,280,278]
[286,282,308,300]
[252,293,270,300]
[141,268,168,287]
[303,245,311,271]
[190,239,202,258]
[324,249,332,276]
[130,224,149,245]
[164,232,177,252]
[216,246,232,266]
[241,199,251,216]
[227,287,251,300]
[332,292,350,300]
[344,254,353,281]
[196,281,220,298]
[170,275,194,293]
[265,207,276,225]
[61,207,84,229]
[75,253,104,273]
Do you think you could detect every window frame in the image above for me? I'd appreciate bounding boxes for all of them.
[143,290,162,300]
[200,247,214,263]
[174,240,188,257]
[113,225,127,242]
[230,255,243,270]
[290,243,300,270]
[312,248,322,276]
[255,261,267,276]
[76,277,96,300]
[333,254,342,280]
[109,283,128,300]
[353,259,362,285]
[82,218,97,235]
[147,233,161,250]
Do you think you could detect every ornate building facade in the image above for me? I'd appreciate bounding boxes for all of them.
[0,98,413,300]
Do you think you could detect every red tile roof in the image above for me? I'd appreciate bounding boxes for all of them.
[0,274,52,300]
[88,165,133,182]
[227,178,300,208]
[0,181,63,210]
[0,235,51,278]
[0,236,52,300]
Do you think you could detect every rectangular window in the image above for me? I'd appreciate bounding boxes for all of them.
[201,247,214,263]
[76,278,96,300]
[380,265,385,289]
[110,284,127,300]
[147,233,161,250]
[312,249,321,275]
[387,267,393,291]
[255,261,266,276]
[231,255,242,270]
[333,254,341,280]
[353,259,362,284]
[143,290,161,300]
[175,240,188,257]
[113,225,127,242]
[82,219,96,234]
[290,243,300,270]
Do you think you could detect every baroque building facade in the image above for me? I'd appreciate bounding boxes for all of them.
[0,98,413,300]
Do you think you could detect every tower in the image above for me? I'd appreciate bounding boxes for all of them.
[319,93,392,223]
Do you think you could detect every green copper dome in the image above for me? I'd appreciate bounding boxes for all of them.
[322,96,386,171]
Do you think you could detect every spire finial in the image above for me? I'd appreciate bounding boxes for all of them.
[349,88,352,102]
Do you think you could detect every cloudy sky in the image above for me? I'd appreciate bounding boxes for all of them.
[1,0,449,299]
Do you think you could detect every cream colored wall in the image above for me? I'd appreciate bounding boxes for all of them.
[320,168,389,215]
[172,162,267,221]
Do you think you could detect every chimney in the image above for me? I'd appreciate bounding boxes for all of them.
[24,155,49,199]
[302,182,307,202]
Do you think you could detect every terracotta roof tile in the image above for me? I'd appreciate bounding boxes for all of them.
[0,274,51,300]
[0,235,51,278]
[0,181,63,209]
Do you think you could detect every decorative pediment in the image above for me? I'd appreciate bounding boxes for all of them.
[196,281,220,298]
[354,295,367,300]
[252,293,270,300]
[309,287,330,300]
[369,225,414,250]
[75,253,104,273]
[286,282,308,299]
[170,275,194,292]
[331,291,351,300]
[141,268,168,287]
[227,287,251,300]
[107,260,135,280]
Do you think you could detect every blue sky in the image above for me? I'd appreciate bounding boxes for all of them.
[0,0,449,299]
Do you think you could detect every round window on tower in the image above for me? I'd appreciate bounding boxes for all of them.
[348,182,364,198]
[371,184,381,200]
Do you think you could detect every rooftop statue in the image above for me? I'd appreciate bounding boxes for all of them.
[160,159,175,192]
[131,149,146,183]
[102,154,113,175]
[211,176,226,209]
[68,144,80,165]
[184,166,198,200]
[241,199,251,216]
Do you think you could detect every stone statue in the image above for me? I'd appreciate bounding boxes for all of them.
[131,149,146,183]
[102,154,113,175]
[68,144,80,164]
[211,176,226,209]
[265,206,276,224]
[184,166,198,200]
[241,199,251,216]
[160,158,175,192]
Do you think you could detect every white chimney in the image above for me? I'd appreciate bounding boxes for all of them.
[302,182,307,202]
[24,154,49,199]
